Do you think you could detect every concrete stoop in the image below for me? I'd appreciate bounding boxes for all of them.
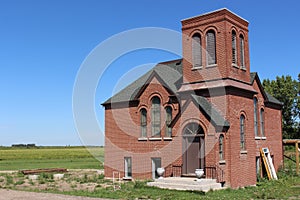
[147,177,225,192]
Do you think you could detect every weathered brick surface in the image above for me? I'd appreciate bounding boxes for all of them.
[103,9,283,189]
[181,9,250,84]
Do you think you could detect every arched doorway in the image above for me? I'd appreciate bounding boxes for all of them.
[182,122,205,175]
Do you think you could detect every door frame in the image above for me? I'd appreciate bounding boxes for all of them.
[151,157,161,179]
[182,122,205,175]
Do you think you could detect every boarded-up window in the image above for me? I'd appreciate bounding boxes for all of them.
[232,30,237,64]
[140,108,147,137]
[206,30,216,65]
[165,106,172,137]
[240,35,245,67]
[151,97,161,137]
[192,34,202,68]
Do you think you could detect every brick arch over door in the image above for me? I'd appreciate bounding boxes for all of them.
[182,122,205,175]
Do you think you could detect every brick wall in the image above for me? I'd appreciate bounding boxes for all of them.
[181,9,250,84]
[222,79,283,188]
[104,9,283,189]
[104,76,183,179]
[104,77,282,187]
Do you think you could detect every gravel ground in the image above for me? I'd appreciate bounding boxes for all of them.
[0,189,111,200]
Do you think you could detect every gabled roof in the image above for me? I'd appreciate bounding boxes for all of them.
[250,72,282,105]
[102,59,182,105]
[102,60,282,108]
[191,94,230,128]
[265,92,282,105]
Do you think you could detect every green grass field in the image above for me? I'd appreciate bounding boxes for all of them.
[0,146,299,199]
[0,146,104,170]
[61,174,300,200]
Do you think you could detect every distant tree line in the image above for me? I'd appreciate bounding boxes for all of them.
[11,144,36,148]
[263,73,300,139]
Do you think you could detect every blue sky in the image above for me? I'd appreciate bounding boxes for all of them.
[0,0,299,146]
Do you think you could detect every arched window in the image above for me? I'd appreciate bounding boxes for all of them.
[219,135,224,160]
[232,30,237,65]
[240,34,245,68]
[260,109,265,137]
[206,30,216,65]
[192,33,202,68]
[151,97,161,137]
[165,106,172,137]
[183,122,204,136]
[140,108,147,138]
[254,98,258,137]
[240,115,246,150]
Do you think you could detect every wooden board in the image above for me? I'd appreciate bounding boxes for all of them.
[260,148,272,180]
[21,168,67,175]
[260,148,277,180]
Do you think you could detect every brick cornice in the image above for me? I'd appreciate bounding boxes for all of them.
[181,9,248,30]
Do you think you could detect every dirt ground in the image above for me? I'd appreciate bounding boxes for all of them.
[0,189,111,200]
[0,169,116,200]
[0,169,111,192]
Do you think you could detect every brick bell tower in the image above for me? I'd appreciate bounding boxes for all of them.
[181,8,250,86]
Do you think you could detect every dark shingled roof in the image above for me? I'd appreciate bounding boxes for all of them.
[250,72,282,105]
[102,61,282,107]
[102,60,282,128]
[102,59,182,105]
[250,72,256,83]
[191,94,230,127]
[265,92,283,105]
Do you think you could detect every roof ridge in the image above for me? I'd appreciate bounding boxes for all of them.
[102,59,183,105]
[249,72,282,105]
[158,58,182,65]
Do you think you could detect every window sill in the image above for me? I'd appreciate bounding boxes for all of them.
[123,177,132,181]
[240,150,248,154]
[232,64,239,68]
[255,136,267,140]
[206,64,217,68]
[240,66,246,71]
[192,66,203,70]
[219,160,226,165]
[138,137,148,141]
[163,137,172,141]
[149,137,162,141]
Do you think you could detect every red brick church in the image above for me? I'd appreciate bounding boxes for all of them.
[102,8,283,188]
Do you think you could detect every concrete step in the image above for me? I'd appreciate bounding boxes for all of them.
[147,178,225,192]
[154,177,217,185]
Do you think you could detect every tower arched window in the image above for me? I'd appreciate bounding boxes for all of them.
[140,108,147,138]
[192,33,202,68]
[165,106,172,137]
[151,97,161,137]
[206,30,216,66]
[240,115,246,150]
[232,30,237,65]
[240,34,245,68]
